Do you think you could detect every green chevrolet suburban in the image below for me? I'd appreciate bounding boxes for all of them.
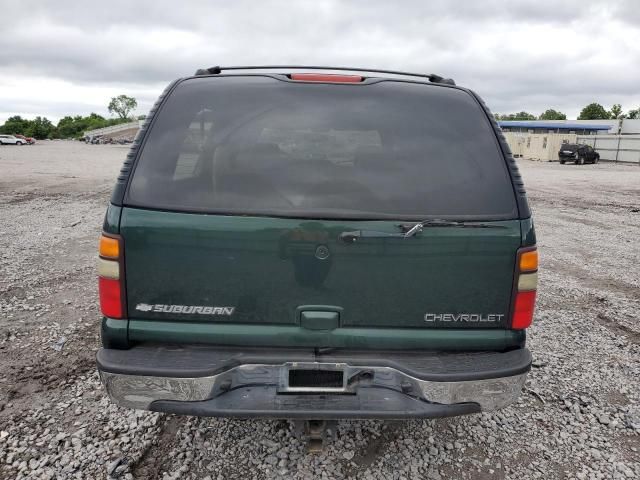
[97,66,537,421]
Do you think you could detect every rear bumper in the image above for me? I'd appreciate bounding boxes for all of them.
[97,345,531,419]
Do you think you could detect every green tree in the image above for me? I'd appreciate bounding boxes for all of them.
[610,104,623,119]
[627,108,640,119]
[84,113,107,132]
[24,116,54,139]
[0,113,136,140]
[538,109,567,120]
[0,115,30,135]
[499,112,537,121]
[108,95,137,120]
[53,113,133,139]
[56,116,80,138]
[578,103,610,120]
[514,111,536,120]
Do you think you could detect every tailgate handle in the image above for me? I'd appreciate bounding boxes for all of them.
[297,306,342,330]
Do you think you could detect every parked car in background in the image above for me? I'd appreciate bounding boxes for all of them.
[15,134,36,145]
[0,134,27,145]
[558,143,600,165]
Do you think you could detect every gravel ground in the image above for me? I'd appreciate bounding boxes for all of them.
[0,142,638,480]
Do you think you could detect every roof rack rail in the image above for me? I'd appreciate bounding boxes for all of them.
[193,65,456,86]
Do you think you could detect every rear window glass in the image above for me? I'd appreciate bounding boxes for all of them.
[127,76,517,220]
[561,144,578,151]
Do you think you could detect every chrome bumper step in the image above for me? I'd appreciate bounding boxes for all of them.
[99,361,528,418]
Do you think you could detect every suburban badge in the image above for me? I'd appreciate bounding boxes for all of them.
[135,303,235,315]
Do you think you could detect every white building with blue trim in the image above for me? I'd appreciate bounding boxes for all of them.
[498,119,640,135]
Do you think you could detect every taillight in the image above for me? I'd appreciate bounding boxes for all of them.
[98,233,125,319]
[99,277,123,318]
[99,235,119,259]
[511,247,538,329]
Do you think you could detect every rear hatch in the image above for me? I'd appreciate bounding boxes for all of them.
[559,144,578,156]
[119,75,523,348]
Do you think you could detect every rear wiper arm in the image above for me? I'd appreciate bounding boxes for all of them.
[340,220,505,243]
[399,219,505,238]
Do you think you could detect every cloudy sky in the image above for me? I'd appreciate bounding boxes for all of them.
[1,0,639,124]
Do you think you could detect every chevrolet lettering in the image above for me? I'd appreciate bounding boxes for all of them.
[424,313,505,323]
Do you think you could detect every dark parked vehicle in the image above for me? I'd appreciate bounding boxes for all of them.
[558,143,600,165]
[97,66,537,426]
